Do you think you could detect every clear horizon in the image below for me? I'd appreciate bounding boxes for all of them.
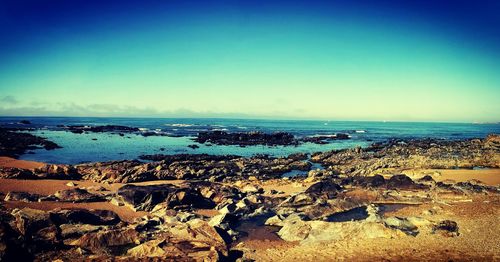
[1,0,499,122]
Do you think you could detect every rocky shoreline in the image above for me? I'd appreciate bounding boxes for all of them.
[0,134,498,261]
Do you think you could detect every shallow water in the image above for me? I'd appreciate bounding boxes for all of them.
[1,117,498,164]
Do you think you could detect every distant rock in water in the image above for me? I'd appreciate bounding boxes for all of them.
[0,127,61,158]
[18,120,32,125]
[65,125,140,134]
[195,131,298,146]
[302,133,350,144]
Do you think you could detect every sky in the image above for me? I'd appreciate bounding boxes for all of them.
[0,0,499,122]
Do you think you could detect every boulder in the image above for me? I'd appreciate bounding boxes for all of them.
[277,214,404,243]
[54,188,104,202]
[117,184,214,211]
[304,180,342,199]
[386,174,426,190]
[432,220,459,237]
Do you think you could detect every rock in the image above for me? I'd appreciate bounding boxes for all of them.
[117,184,214,211]
[66,182,77,187]
[126,239,168,257]
[66,125,140,134]
[50,209,121,226]
[170,219,228,256]
[59,224,102,239]
[70,228,139,253]
[54,188,104,202]
[384,217,418,236]
[352,175,386,188]
[0,167,38,179]
[195,131,298,146]
[312,136,500,176]
[277,214,404,243]
[110,197,124,206]
[0,128,61,158]
[432,220,459,237]
[11,208,62,252]
[34,164,80,180]
[188,144,200,149]
[0,210,32,261]
[386,174,426,190]
[241,184,262,194]
[302,133,350,144]
[277,214,311,242]
[4,191,41,202]
[304,180,342,199]
[265,215,285,227]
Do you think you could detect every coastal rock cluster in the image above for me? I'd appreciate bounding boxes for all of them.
[194,131,351,146]
[0,171,488,261]
[311,135,500,176]
[0,128,61,158]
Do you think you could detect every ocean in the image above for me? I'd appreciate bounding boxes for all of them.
[1,116,499,164]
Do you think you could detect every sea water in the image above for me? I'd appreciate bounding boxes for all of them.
[1,117,498,164]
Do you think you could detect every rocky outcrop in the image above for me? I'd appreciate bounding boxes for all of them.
[66,125,140,134]
[312,135,500,176]
[0,128,61,158]
[0,167,38,179]
[195,131,298,146]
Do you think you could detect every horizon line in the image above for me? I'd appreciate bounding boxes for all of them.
[0,114,499,125]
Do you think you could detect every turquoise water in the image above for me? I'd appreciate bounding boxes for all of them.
[1,117,498,164]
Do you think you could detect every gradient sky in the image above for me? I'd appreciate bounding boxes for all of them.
[0,0,499,122]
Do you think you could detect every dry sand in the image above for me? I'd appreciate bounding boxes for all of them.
[0,156,45,170]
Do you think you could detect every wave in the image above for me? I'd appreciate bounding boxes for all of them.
[165,124,195,127]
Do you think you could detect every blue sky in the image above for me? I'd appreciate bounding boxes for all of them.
[0,0,499,122]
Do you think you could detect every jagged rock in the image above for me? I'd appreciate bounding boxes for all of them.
[312,136,500,175]
[4,191,41,202]
[0,167,37,179]
[11,208,62,252]
[34,164,80,180]
[54,188,104,202]
[117,184,214,211]
[126,239,170,258]
[0,210,32,261]
[70,228,139,254]
[50,209,120,226]
[59,224,102,239]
